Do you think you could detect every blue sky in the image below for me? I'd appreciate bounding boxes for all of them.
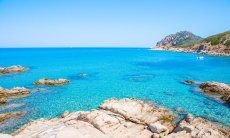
[0,0,229,47]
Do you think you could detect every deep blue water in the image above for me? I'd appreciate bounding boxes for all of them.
[0,48,230,133]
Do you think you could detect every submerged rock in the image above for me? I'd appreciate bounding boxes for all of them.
[183,80,195,85]
[0,112,22,123]
[199,82,230,104]
[123,74,155,82]
[0,87,31,105]
[34,78,69,86]
[0,66,27,74]
[175,106,187,115]
[78,73,88,78]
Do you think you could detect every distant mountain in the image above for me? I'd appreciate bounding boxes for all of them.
[155,31,202,48]
[153,31,230,56]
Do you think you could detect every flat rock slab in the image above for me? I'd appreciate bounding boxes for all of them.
[34,78,69,86]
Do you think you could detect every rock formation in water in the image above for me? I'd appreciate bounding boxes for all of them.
[183,80,195,85]
[153,31,230,56]
[0,65,28,74]
[0,87,31,105]
[199,82,230,104]
[0,112,22,123]
[0,98,228,138]
[34,78,69,86]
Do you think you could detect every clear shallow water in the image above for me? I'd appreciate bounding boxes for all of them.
[0,48,230,133]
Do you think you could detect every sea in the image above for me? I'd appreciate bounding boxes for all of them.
[0,48,229,133]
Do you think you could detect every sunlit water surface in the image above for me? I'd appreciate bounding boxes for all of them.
[0,48,229,133]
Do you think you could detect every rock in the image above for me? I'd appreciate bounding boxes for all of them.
[221,95,230,103]
[175,107,187,115]
[0,111,22,122]
[165,131,191,138]
[184,114,193,123]
[5,98,230,138]
[149,122,169,135]
[172,114,230,138]
[0,103,25,111]
[34,78,69,85]
[0,133,13,138]
[0,87,31,104]
[0,87,31,97]
[199,82,230,104]
[183,80,195,85]
[12,98,174,138]
[61,111,70,118]
[199,82,230,94]
[0,96,7,105]
[0,65,27,74]
[99,98,175,132]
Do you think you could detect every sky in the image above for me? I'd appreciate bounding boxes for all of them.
[0,0,229,48]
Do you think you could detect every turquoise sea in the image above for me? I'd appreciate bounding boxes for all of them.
[0,48,230,133]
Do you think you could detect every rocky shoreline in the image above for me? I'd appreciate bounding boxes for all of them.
[0,65,229,137]
[0,98,229,138]
[152,46,230,56]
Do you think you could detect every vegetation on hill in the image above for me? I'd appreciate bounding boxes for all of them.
[155,31,202,48]
[202,31,230,46]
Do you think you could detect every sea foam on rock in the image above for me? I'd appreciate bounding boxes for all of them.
[2,98,229,138]
[34,78,69,85]
[0,65,27,74]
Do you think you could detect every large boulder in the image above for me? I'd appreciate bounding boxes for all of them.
[34,78,69,85]
[199,82,230,104]
[0,65,27,74]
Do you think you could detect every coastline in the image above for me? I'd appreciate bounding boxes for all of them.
[150,47,230,56]
[1,98,230,138]
[1,49,230,137]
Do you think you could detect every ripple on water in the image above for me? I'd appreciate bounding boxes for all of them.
[123,73,155,82]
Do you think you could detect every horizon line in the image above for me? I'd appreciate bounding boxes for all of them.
[0,46,150,49]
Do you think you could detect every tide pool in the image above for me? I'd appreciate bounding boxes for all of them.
[0,48,230,133]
